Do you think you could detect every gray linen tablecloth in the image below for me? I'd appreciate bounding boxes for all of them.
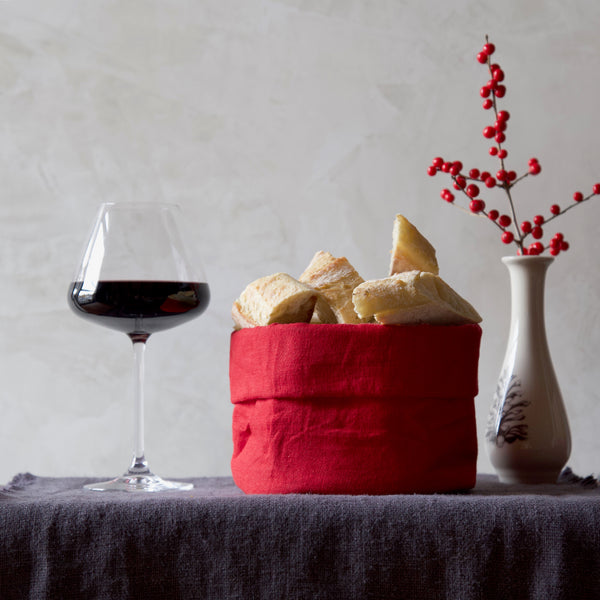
[1,471,599,600]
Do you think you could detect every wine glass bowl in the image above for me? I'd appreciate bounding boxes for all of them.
[69,202,209,492]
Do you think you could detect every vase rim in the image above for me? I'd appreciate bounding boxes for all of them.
[501,255,554,265]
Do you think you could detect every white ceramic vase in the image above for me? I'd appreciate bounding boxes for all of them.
[486,255,571,484]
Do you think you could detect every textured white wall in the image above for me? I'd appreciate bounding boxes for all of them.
[1,0,599,484]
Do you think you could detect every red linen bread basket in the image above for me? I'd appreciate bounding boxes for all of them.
[229,322,482,494]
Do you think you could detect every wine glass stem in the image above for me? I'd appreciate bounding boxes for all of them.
[129,337,150,475]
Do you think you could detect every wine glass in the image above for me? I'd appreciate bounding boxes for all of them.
[69,202,210,492]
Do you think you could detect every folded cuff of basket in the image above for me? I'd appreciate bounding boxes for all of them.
[230,323,482,494]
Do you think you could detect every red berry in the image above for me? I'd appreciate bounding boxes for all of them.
[441,162,451,173]
[528,243,542,255]
[455,176,466,189]
[533,214,544,225]
[466,184,480,198]
[549,237,562,249]
[560,241,570,251]
[573,191,584,202]
[485,177,496,188]
[449,163,461,176]
[483,126,495,138]
[441,189,455,202]
[529,163,541,175]
[469,168,480,179]
[532,226,543,239]
[495,132,506,143]
[480,171,491,181]
[498,214,512,227]
[528,157,539,165]
[427,166,437,176]
[497,110,510,122]
[477,52,488,64]
[496,170,507,182]
[549,247,560,256]
[432,157,444,168]
[494,120,507,132]
[494,85,506,97]
[498,149,507,159]
[483,43,495,55]
[480,86,491,98]
[521,221,532,234]
[593,183,600,194]
[507,171,517,182]
[501,231,514,244]
[470,199,485,213]
[489,146,498,156]
[550,204,560,215]
[488,209,499,221]
[492,68,505,82]
[554,232,564,242]
[482,99,493,110]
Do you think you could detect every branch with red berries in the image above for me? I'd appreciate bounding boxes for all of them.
[427,36,599,256]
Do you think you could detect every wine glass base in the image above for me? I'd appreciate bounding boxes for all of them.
[84,473,193,493]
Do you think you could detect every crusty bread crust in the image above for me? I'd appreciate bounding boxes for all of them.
[299,251,369,324]
[231,301,259,330]
[231,272,318,329]
[353,271,481,326]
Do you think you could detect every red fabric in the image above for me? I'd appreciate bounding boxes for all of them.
[230,323,482,494]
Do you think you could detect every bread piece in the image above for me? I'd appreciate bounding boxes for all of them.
[352,271,481,326]
[232,273,318,329]
[299,251,368,324]
[389,214,439,275]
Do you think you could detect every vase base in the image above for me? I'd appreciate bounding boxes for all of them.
[495,468,561,485]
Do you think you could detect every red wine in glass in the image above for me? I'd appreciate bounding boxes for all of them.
[69,280,210,336]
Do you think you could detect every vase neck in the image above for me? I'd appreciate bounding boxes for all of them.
[502,256,552,336]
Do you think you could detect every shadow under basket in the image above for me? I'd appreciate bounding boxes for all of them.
[229,322,482,495]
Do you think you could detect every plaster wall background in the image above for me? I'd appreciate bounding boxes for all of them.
[0,0,598,484]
